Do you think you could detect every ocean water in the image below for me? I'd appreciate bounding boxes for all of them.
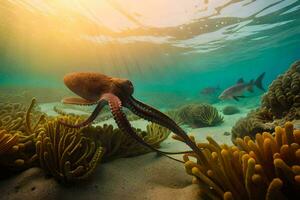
[1,1,300,199]
[0,0,299,108]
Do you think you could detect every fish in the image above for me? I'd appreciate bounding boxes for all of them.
[200,86,220,95]
[218,72,265,101]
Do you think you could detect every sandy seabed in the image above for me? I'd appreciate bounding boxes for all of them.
[0,101,256,200]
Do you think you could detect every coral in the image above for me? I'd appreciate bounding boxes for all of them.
[82,123,170,160]
[174,122,300,200]
[117,123,170,157]
[0,99,43,133]
[165,109,184,125]
[231,108,274,142]
[0,129,19,155]
[232,61,300,142]
[0,99,45,171]
[262,60,300,119]
[35,116,104,182]
[178,103,224,127]
[222,105,240,115]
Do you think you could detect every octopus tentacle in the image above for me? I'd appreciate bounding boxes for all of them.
[126,96,205,159]
[60,99,107,128]
[101,94,186,161]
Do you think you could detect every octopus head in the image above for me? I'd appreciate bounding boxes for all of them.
[63,72,112,101]
[111,77,134,98]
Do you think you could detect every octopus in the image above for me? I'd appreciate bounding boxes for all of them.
[60,72,203,160]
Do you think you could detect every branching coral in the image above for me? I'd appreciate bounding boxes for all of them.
[173,122,300,200]
[178,103,224,127]
[82,123,170,160]
[35,116,104,182]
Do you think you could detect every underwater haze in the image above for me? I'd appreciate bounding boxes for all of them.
[0,0,300,107]
[1,1,300,200]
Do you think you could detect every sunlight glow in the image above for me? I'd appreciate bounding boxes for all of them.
[0,0,298,76]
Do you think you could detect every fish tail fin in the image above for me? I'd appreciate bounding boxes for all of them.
[254,72,265,91]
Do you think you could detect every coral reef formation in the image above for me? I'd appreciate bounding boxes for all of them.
[177,103,224,128]
[82,123,171,160]
[0,99,45,172]
[261,60,300,119]
[232,61,300,141]
[35,116,104,182]
[0,129,19,155]
[222,105,240,115]
[231,108,274,143]
[174,122,300,200]
[0,100,43,133]
[1,97,171,182]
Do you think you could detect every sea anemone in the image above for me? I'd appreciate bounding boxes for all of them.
[35,116,104,182]
[178,103,224,127]
[82,122,170,160]
[173,122,300,200]
[0,98,45,171]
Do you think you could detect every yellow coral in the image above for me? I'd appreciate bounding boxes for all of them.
[0,98,44,171]
[174,122,300,200]
[35,116,104,182]
[83,122,170,160]
[0,129,19,155]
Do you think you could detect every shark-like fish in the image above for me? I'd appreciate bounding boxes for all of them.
[218,72,265,101]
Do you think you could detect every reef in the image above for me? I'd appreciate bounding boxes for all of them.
[261,60,300,119]
[82,122,170,160]
[231,108,274,143]
[232,61,300,141]
[0,98,171,182]
[173,122,300,200]
[0,99,45,173]
[177,103,224,128]
[35,116,104,182]
[222,105,240,115]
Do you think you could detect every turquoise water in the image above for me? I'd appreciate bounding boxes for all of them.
[0,0,300,108]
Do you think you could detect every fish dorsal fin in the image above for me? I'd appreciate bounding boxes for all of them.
[237,78,244,84]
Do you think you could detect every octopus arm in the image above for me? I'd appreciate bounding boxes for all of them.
[126,96,205,158]
[60,98,107,128]
[62,97,98,105]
